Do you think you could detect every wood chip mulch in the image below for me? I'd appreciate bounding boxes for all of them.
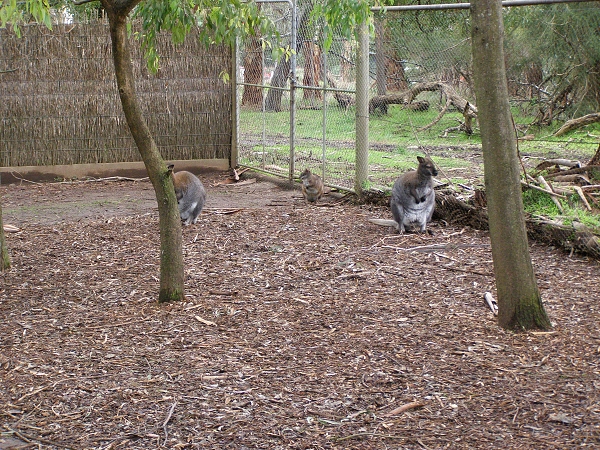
[1,182,599,449]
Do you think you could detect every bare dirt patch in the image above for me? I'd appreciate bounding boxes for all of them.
[1,170,599,449]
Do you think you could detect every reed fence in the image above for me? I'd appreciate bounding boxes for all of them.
[0,22,232,168]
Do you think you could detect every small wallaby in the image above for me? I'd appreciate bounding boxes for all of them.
[300,169,324,203]
[370,156,438,233]
[172,170,207,225]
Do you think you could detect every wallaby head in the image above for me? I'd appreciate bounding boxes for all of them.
[300,169,324,203]
[299,168,312,181]
[417,155,438,179]
[172,170,207,225]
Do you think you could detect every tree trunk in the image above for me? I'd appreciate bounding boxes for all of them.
[374,18,387,114]
[103,2,185,303]
[241,34,263,108]
[340,40,353,82]
[302,41,322,105]
[264,59,288,112]
[264,5,312,112]
[0,202,10,271]
[471,0,551,330]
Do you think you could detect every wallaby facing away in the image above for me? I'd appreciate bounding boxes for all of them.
[172,170,207,225]
[300,169,324,203]
[370,156,438,233]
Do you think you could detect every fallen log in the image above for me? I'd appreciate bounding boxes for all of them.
[364,188,600,259]
[553,112,600,137]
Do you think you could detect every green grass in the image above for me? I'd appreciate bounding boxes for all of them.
[240,100,599,226]
[523,189,562,217]
[240,101,600,162]
[523,189,600,233]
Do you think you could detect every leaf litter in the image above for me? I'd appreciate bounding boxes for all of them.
[0,172,599,449]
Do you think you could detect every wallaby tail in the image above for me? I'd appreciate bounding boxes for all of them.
[368,218,398,228]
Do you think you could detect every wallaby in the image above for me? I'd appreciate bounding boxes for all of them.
[300,169,324,203]
[172,170,207,225]
[370,156,438,233]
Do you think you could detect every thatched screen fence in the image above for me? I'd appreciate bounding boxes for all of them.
[0,22,232,172]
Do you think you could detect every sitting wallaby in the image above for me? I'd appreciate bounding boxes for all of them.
[370,156,438,233]
[172,170,207,225]
[300,169,324,203]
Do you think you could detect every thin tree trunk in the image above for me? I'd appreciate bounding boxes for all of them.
[0,202,10,271]
[302,41,322,104]
[375,18,387,114]
[103,2,185,303]
[471,0,551,330]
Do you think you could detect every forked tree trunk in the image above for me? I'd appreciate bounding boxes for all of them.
[103,1,185,303]
[0,202,10,271]
[471,0,551,330]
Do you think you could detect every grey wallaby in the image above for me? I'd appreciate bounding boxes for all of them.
[300,169,324,203]
[172,170,207,225]
[370,156,438,233]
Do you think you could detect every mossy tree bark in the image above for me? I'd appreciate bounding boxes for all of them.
[101,0,184,303]
[0,202,10,271]
[471,0,551,330]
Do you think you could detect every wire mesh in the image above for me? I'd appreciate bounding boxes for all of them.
[237,1,600,191]
[236,2,359,189]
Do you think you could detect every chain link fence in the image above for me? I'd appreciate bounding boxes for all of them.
[236,1,360,189]
[236,1,600,192]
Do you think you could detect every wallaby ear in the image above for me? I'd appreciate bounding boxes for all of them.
[417,156,425,164]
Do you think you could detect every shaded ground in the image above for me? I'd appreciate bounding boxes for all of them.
[1,170,599,449]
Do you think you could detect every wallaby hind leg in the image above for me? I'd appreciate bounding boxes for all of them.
[390,201,405,233]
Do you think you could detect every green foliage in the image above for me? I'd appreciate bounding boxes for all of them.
[314,0,374,50]
[504,3,600,112]
[134,0,276,73]
[1,0,52,36]
[381,8,471,82]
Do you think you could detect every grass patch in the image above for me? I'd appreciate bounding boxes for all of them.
[523,188,600,233]
[239,100,599,217]
[523,189,562,216]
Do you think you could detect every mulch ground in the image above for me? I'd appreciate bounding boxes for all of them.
[1,174,599,449]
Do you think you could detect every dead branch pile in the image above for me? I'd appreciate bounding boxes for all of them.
[326,75,355,112]
[433,188,600,260]
[369,82,478,134]
[526,145,600,211]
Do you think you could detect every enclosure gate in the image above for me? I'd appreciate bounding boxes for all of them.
[235,0,360,191]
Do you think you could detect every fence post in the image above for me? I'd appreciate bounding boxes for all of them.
[355,21,369,195]
[289,0,297,181]
[231,38,239,169]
